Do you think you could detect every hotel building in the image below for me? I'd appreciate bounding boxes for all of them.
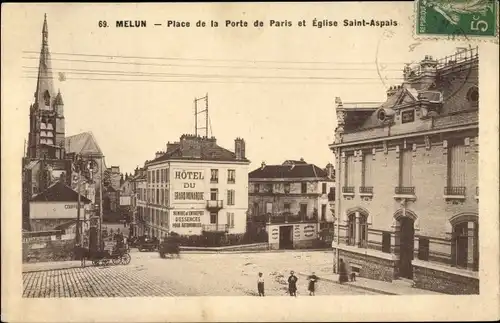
[143,134,250,238]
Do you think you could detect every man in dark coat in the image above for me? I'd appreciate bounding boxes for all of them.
[288,271,298,297]
[338,258,349,284]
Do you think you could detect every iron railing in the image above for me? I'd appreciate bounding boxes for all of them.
[359,186,374,194]
[395,187,415,195]
[342,186,355,194]
[202,224,228,232]
[206,200,223,209]
[444,187,466,196]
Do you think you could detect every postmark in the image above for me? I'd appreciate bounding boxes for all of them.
[415,0,498,41]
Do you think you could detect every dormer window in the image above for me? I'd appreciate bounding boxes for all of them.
[401,109,415,124]
[467,86,479,106]
[418,91,443,104]
[43,91,51,106]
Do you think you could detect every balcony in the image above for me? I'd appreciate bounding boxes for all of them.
[254,212,318,224]
[394,186,416,200]
[202,224,228,232]
[359,186,373,196]
[206,200,223,211]
[342,186,355,197]
[443,187,466,200]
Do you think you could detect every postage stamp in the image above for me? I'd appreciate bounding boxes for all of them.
[415,0,498,39]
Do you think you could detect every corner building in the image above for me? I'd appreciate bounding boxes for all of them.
[144,134,250,238]
[330,48,479,294]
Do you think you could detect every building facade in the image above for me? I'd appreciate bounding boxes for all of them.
[29,181,92,232]
[142,134,250,238]
[330,48,479,294]
[248,159,335,249]
[131,167,147,237]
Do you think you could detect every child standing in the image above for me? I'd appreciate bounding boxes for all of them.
[308,272,318,296]
[257,272,265,296]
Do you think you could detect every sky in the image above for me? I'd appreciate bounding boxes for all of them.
[2,3,473,174]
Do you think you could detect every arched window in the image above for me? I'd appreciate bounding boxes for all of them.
[451,220,479,271]
[359,214,368,248]
[347,214,356,246]
[43,91,51,106]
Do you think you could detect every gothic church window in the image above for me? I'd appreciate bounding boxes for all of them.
[43,91,50,106]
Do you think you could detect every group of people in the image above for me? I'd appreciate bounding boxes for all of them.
[256,271,319,297]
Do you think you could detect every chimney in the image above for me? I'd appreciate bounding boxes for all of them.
[326,163,335,180]
[235,137,246,160]
[386,85,399,98]
[155,151,163,159]
[261,161,266,170]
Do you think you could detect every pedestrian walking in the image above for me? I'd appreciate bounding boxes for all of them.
[287,271,298,297]
[308,272,318,296]
[338,258,349,284]
[257,272,265,296]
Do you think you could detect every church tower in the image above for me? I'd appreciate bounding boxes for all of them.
[27,14,66,160]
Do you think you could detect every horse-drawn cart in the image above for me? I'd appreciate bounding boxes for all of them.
[159,236,181,259]
[76,240,131,267]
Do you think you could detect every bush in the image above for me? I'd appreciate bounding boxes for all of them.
[175,231,268,247]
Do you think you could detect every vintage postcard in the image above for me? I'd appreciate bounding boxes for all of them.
[1,2,499,322]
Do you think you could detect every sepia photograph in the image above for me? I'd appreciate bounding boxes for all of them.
[1,2,499,322]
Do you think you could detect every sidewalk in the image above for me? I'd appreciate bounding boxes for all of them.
[296,271,443,295]
[23,260,83,273]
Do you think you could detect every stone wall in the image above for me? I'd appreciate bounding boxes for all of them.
[413,264,479,294]
[339,249,396,282]
[23,238,75,263]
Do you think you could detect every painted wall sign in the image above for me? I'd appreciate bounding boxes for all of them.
[304,224,315,238]
[172,168,206,204]
[172,210,204,228]
[30,202,90,220]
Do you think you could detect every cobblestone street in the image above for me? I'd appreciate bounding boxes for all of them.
[23,250,377,297]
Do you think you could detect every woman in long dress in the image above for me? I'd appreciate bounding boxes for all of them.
[338,258,349,284]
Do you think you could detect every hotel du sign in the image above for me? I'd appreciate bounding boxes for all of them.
[172,169,206,204]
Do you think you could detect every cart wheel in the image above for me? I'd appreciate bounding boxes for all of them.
[121,253,131,265]
[112,257,121,265]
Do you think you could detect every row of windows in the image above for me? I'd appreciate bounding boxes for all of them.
[210,169,236,183]
[254,202,330,219]
[345,216,479,271]
[147,168,237,184]
[254,182,329,194]
[210,188,236,206]
[343,141,472,192]
[148,169,169,184]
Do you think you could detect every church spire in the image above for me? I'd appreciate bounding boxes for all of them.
[34,13,55,109]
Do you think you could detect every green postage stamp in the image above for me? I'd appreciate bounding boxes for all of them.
[416,0,498,39]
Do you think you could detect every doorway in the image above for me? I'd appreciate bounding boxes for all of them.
[398,217,415,279]
[279,225,293,249]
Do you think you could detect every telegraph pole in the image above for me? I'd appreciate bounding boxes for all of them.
[194,94,209,137]
[75,157,82,245]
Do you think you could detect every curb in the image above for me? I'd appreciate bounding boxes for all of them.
[180,248,331,254]
[296,272,397,295]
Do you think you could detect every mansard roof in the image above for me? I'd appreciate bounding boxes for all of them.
[249,163,330,180]
[31,181,92,203]
[334,47,479,140]
[147,135,249,165]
